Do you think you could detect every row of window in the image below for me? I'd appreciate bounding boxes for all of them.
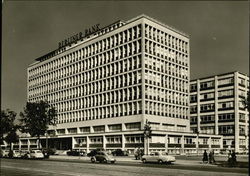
[145,101,188,119]
[145,86,188,105]
[28,71,142,99]
[56,101,142,124]
[145,55,188,79]
[29,53,142,89]
[29,24,142,77]
[145,24,188,53]
[145,40,188,67]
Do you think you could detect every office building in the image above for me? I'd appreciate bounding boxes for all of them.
[17,15,223,154]
[190,71,249,153]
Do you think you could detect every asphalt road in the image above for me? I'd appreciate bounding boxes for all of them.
[1,158,248,176]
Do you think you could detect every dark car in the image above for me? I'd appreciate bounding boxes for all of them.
[87,149,100,157]
[112,149,128,156]
[91,151,116,163]
[67,149,85,156]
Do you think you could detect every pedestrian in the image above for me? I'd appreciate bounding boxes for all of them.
[231,150,237,166]
[211,150,215,163]
[227,150,232,167]
[208,151,212,164]
[202,150,208,163]
[209,150,215,164]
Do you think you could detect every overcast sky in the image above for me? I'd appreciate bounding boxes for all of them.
[2,1,249,115]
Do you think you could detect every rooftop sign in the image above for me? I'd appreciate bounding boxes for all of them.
[58,24,100,48]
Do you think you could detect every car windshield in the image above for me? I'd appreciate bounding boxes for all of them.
[161,152,168,155]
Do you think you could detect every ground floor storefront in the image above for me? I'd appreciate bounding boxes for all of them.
[14,130,225,155]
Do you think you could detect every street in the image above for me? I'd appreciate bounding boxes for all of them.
[1,158,248,176]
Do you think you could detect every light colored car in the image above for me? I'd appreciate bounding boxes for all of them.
[1,150,9,158]
[141,152,176,164]
[91,151,116,163]
[29,150,44,159]
[12,150,22,158]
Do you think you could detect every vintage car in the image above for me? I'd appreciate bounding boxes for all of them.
[28,150,44,159]
[90,151,116,163]
[141,152,176,164]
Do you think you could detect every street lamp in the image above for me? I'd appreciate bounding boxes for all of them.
[144,120,152,155]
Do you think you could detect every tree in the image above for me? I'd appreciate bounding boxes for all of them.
[19,100,57,149]
[0,109,19,151]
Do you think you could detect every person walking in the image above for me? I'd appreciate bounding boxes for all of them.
[231,150,237,166]
[202,150,208,163]
[227,150,232,167]
[209,150,215,164]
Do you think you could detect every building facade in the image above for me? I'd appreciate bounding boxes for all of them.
[21,15,223,154]
[190,71,249,153]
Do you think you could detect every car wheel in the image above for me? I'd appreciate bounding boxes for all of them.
[142,159,146,163]
[91,158,95,163]
[103,158,107,163]
[111,161,115,164]
[158,160,163,164]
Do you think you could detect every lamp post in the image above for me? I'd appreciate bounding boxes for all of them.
[144,120,152,155]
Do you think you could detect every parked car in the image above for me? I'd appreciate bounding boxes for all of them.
[141,152,176,164]
[0,149,9,158]
[20,150,30,159]
[90,151,116,163]
[29,150,44,159]
[112,149,128,156]
[87,149,99,157]
[12,150,22,158]
[67,149,85,156]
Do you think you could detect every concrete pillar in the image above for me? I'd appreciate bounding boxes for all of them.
[86,136,90,153]
[181,135,185,154]
[122,134,125,150]
[208,137,212,151]
[103,135,106,150]
[234,72,239,153]
[72,137,76,149]
[27,139,30,151]
[197,80,201,133]
[165,134,168,153]
[214,76,219,135]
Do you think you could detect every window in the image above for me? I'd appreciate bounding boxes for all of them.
[200,81,214,90]
[108,124,122,131]
[200,126,214,134]
[190,84,197,92]
[218,101,234,110]
[218,113,234,122]
[125,122,141,130]
[200,92,214,101]
[218,77,234,87]
[200,103,214,112]
[190,116,197,124]
[190,105,197,114]
[218,89,234,98]
[219,125,234,135]
[93,125,105,132]
[190,95,197,103]
[200,115,215,123]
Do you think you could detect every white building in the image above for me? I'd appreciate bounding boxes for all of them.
[190,71,249,153]
[18,15,223,154]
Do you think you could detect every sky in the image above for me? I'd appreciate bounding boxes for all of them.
[2,1,249,116]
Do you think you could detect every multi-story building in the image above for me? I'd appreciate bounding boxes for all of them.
[190,71,249,153]
[17,15,223,154]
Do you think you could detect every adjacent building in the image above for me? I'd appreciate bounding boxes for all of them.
[15,15,223,154]
[190,71,249,153]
